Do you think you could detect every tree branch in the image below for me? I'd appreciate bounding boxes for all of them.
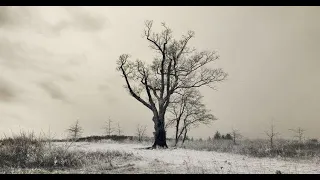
[118,55,153,110]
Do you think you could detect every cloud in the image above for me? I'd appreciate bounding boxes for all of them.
[0,7,108,35]
[0,7,11,26]
[0,37,86,86]
[0,37,63,76]
[38,82,69,102]
[97,83,120,104]
[0,112,22,123]
[98,84,109,91]
[0,78,20,102]
[67,54,88,66]
[0,38,42,71]
[106,96,118,104]
[59,74,75,82]
[53,7,108,33]
[0,7,32,28]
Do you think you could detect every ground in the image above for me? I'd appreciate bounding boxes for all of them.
[56,141,320,174]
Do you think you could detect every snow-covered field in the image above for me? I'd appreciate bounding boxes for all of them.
[57,141,320,174]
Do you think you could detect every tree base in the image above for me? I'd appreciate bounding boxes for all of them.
[140,146,168,150]
[152,128,168,149]
[151,142,168,149]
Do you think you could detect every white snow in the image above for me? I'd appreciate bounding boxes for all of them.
[55,141,320,174]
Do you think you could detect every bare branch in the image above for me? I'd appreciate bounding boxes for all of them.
[116,20,228,147]
[117,54,153,110]
[66,120,83,140]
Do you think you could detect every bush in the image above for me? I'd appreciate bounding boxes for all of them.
[307,139,318,144]
[0,132,45,168]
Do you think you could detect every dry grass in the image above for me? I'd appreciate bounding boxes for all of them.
[178,138,320,159]
[0,132,134,174]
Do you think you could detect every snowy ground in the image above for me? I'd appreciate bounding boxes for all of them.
[56,141,320,174]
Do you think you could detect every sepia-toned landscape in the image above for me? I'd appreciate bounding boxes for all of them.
[0,6,319,174]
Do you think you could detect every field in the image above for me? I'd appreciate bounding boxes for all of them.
[62,141,320,174]
[0,133,319,174]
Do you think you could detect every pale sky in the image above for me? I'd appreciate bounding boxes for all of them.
[0,6,319,140]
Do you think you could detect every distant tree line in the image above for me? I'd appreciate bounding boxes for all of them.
[210,131,233,140]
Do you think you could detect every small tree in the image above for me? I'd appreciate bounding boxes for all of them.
[265,123,279,149]
[214,131,221,139]
[167,88,216,146]
[136,124,147,142]
[117,123,123,136]
[105,118,114,136]
[289,127,305,143]
[67,120,83,140]
[231,128,242,145]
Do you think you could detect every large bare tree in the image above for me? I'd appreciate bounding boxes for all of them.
[166,88,216,146]
[117,20,228,148]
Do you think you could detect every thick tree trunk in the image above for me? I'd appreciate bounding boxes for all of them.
[152,115,168,148]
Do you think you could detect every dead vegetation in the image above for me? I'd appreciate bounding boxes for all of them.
[0,131,135,174]
[175,138,320,159]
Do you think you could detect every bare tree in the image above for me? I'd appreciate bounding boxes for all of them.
[167,88,216,146]
[116,20,228,148]
[117,123,123,136]
[67,120,83,140]
[289,127,305,143]
[231,128,242,145]
[136,124,147,142]
[181,127,192,145]
[105,118,114,136]
[265,123,280,149]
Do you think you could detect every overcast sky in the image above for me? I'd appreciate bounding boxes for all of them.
[0,6,319,139]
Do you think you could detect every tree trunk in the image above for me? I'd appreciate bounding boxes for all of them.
[152,115,168,148]
[181,128,188,145]
[174,120,180,146]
